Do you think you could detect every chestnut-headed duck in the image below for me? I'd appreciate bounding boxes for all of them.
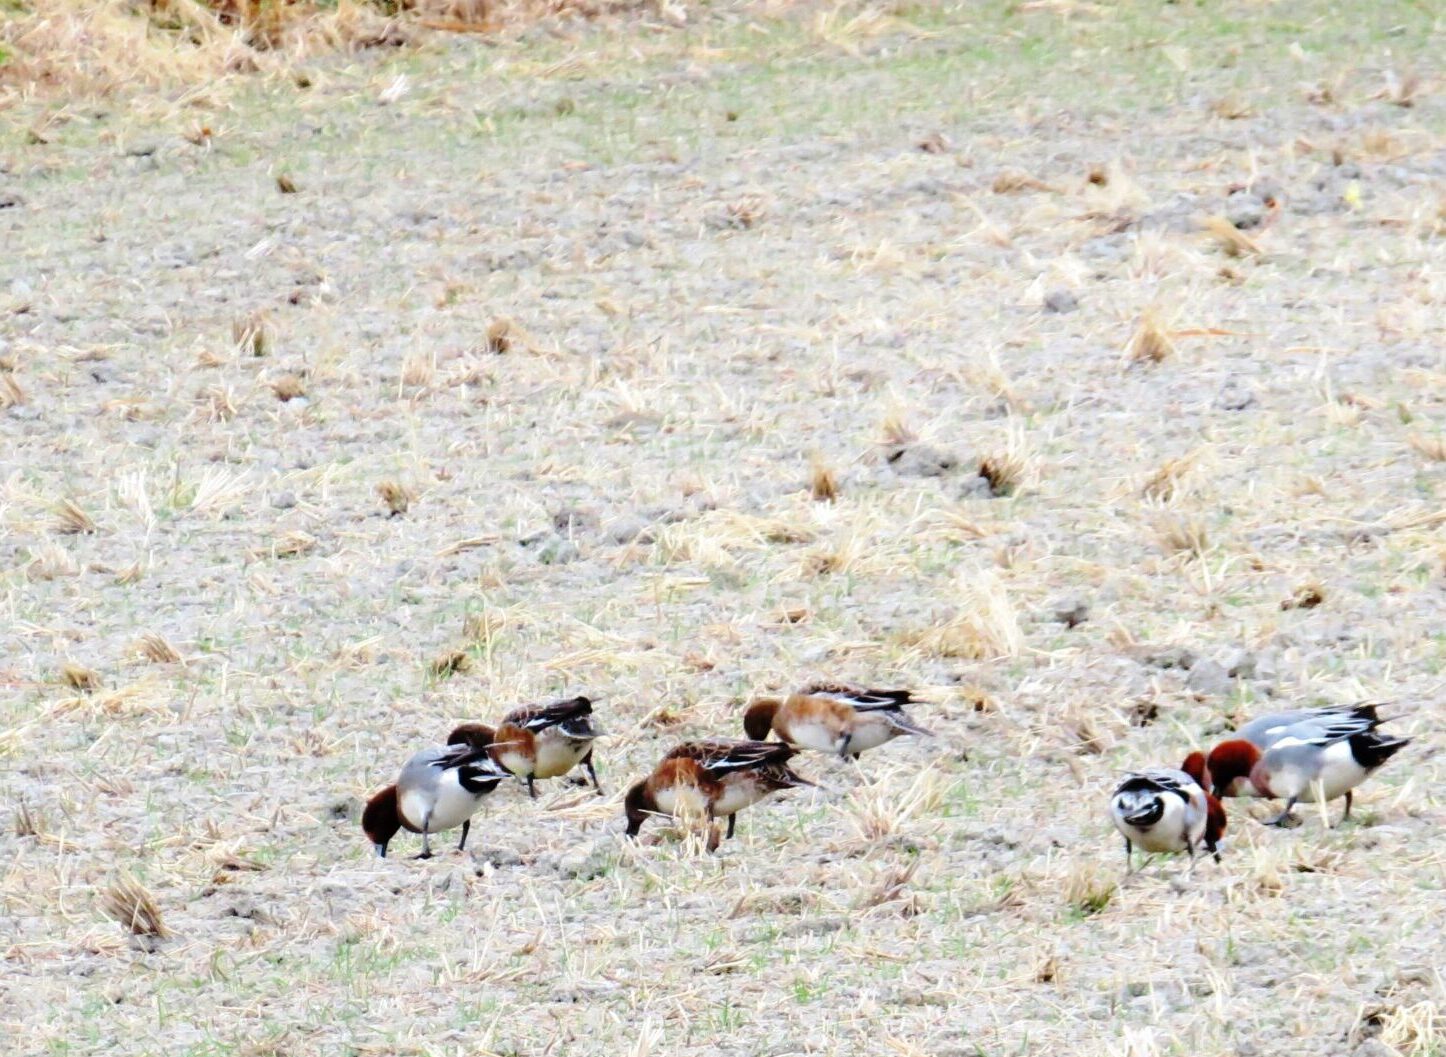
[459,695,603,799]
[1110,752,1223,874]
[742,683,932,759]
[1207,709,1408,826]
[624,739,813,849]
[362,742,511,859]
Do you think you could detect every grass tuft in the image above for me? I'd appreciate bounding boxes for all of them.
[60,662,101,692]
[99,873,169,939]
[809,453,839,502]
[904,571,1023,659]
[135,633,183,665]
[1062,862,1116,916]
[1407,433,1446,462]
[377,479,413,516]
[53,498,98,535]
[1124,307,1175,365]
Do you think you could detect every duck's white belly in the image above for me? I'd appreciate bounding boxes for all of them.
[654,785,709,819]
[1297,742,1366,802]
[533,734,590,779]
[713,781,765,818]
[847,717,896,753]
[493,745,531,778]
[1113,794,1202,853]
[400,772,479,833]
[784,718,844,754]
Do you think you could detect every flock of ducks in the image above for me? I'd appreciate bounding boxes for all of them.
[1110,702,1410,874]
[361,687,1412,872]
[362,685,930,856]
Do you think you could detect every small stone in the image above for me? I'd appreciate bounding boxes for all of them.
[1141,645,1197,670]
[271,491,297,510]
[1221,648,1257,679]
[532,535,580,565]
[469,846,523,870]
[1225,191,1268,230]
[551,506,599,536]
[884,443,960,478]
[1186,658,1233,696]
[1043,288,1079,314]
[604,514,654,545]
[1052,596,1090,628]
[1216,380,1257,411]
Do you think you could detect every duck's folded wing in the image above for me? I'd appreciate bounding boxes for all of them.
[669,739,794,775]
[508,695,594,731]
[802,683,917,709]
[1291,713,1382,746]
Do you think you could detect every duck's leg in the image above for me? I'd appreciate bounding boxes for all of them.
[1123,835,1133,875]
[837,732,854,759]
[583,750,603,795]
[705,812,721,853]
[456,818,471,853]
[527,775,537,800]
[1185,837,1198,879]
[1264,797,1298,827]
[726,814,736,841]
[1339,789,1353,825]
[414,815,434,860]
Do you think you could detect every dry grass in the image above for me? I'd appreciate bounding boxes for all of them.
[232,312,273,357]
[809,453,839,502]
[903,570,1023,659]
[59,662,102,692]
[1123,307,1176,365]
[52,498,97,535]
[99,873,169,939]
[1062,861,1116,916]
[1202,215,1265,258]
[1407,433,1446,462]
[977,426,1037,497]
[1152,510,1211,560]
[134,633,183,665]
[1141,448,1205,502]
[377,479,414,515]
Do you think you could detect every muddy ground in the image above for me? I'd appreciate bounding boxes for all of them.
[2,2,1445,1055]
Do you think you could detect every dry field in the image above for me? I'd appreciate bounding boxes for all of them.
[3,1,1446,1054]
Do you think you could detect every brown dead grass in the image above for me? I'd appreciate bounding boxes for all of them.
[1124,307,1176,365]
[1407,433,1446,462]
[99,873,169,938]
[1,0,651,96]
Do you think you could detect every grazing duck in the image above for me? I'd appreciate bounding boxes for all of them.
[459,696,603,798]
[1109,752,1224,874]
[624,739,813,849]
[1207,708,1408,826]
[1209,704,1382,796]
[362,742,511,859]
[742,683,933,759]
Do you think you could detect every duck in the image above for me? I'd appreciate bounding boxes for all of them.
[453,695,603,799]
[361,742,511,859]
[1206,708,1408,826]
[1212,703,1381,791]
[624,739,813,850]
[742,683,933,759]
[1109,751,1225,874]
